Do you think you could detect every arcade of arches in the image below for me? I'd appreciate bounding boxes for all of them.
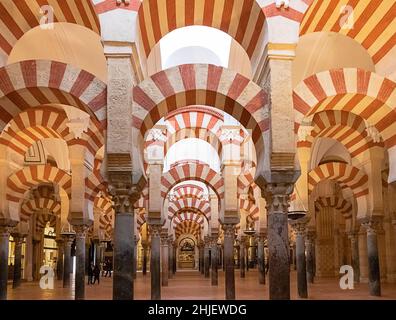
[0,0,396,301]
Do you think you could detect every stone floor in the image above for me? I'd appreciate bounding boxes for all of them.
[7,270,396,300]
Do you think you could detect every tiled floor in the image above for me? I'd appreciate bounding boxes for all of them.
[7,270,396,300]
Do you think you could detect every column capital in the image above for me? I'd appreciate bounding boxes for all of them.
[306,229,317,242]
[0,225,13,239]
[73,225,90,239]
[149,224,162,238]
[289,217,310,236]
[360,216,383,235]
[222,224,236,238]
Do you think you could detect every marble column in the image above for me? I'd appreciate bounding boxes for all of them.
[246,244,250,272]
[0,226,12,300]
[258,234,266,285]
[142,244,148,276]
[204,238,210,278]
[199,242,204,274]
[362,218,382,296]
[223,224,236,300]
[348,232,360,283]
[290,218,309,299]
[74,226,89,300]
[56,239,64,280]
[113,209,135,300]
[173,243,177,274]
[168,238,173,279]
[133,236,138,280]
[12,235,24,289]
[62,234,74,288]
[240,237,246,278]
[211,236,218,286]
[264,183,294,300]
[161,234,169,287]
[305,230,316,284]
[150,225,161,300]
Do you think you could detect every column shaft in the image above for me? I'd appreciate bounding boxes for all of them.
[258,237,266,285]
[161,237,169,287]
[113,212,134,300]
[367,229,381,296]
[62,236,74,288]
[240,242,246,278]
[223,225,236,300]
[0,227,11,300]
[349,234,360,283]
[296,232,308,298]
[168,240,173,279]
[142,245,148,276]
[204,243,210,278]
[56,240,64,281]
[305,233,315,284]
[150,225,161,300]
[211,239,218,286]
[74,227,88,300]
[12,236,23,289]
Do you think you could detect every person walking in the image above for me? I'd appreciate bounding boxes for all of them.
[87,262,94,285]
[93,264,100,284]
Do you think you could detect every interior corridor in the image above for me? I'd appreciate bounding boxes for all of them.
[7,270,396,301]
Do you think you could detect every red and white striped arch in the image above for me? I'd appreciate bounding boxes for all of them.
[137,0,266,61]
[94,196,114,216]
[172,184,205,200]
[293,68,396,150]
[168,198,211,220]
[298,110,384,158]
[0,60,107,129]
[172,211,205,227]
[175,220,201,239]
[165,127,223,157]
[7,164,72,203]
[21,197,61,222]
[315,196,353,219]
[0,0,100,62]
[85,171,107,202]
[0,106,104,157]
[161,163,224,200]
[165,106,224,134]
[300,0,396,65]
[133,64,268,155]
[36,212,57,233]
[308,162,369,198]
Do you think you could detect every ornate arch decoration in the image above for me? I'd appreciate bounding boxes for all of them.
[300,1,395,65]
[133,64,269,164]
[0,60,107,130]
[21,197,61,222]
[161,163,224,201]
[172,184,205,200]
[0,0,100,61]
[308,162,368,199]
[298,110,385,158]
[85,170,107,202]
[308,162,369,197]
[0,106,104,157]
[7,165,72,204]
[168,199,211,221]
[315,196,353,219]
[294,68,396,180]
[174,220,202,239]
[35,212,57,233]
[172,211,205,227]
[137,0,266,63]
[294,68,396,148]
